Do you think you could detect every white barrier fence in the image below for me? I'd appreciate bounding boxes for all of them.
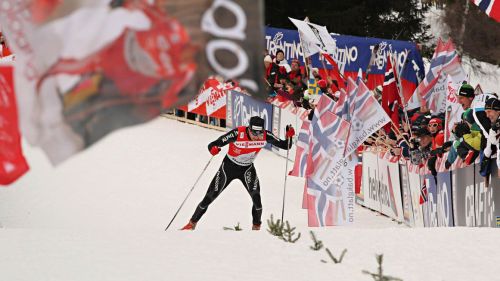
[359,150,500,228]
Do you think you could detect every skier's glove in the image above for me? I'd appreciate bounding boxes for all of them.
[285,125,295,138]
[209,146,221,156]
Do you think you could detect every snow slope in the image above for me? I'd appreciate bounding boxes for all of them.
[0,117,499,281]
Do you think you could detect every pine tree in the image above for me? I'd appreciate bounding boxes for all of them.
[265,0,431,45]
[278,221,301,243]
[266,214,301,243]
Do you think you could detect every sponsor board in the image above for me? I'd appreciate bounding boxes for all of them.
[452,165,476,226]
[400,162,421,226]
[362,152,403,221]
[423,172,454,227]
[271,105,297,160]
[408,167,425,227]
[473,164,500,227]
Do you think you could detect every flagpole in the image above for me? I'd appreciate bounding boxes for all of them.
[297,28,311,80]
[364,43,380,84]
[393,51,413,139]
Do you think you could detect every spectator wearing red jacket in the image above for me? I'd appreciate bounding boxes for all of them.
[428,118,444,150]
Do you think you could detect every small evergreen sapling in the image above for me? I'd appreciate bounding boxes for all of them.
[279,221,301,243]
[223,222,242,231]
[267,214,284,237]
[362,254,403,281]
[266,214,301,243]
[309,231,323,251]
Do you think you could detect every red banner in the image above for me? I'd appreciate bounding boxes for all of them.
[0,65,29,185]
[179,78,239,119]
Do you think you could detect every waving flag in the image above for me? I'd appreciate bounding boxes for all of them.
[331,89,347,117]
[0,0,264,165]
[179,78,233,119]
[381,55,401,132]
[305,111,351,226]
[0,64,29,185]
[289,120,311,177]
[321,52,346,90]
[415,39,466,110]
[308,78,322,96]
[472,0,500,22]
[344,79,390,158]
[289,17,336,56]
[306,99,350,178]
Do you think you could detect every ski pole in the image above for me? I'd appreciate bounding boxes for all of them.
[165,156,214,231]
[281,130,292,222]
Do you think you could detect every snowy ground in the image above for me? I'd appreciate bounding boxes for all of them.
[1,117,499,281]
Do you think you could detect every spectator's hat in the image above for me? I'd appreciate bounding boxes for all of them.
[458,83,475,98]
[428,117,442,130]
[485,96,500,111]
[415,127,431,137]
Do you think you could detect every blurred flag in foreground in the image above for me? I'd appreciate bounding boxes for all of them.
[0,0,264,164]
[0,64,29,185]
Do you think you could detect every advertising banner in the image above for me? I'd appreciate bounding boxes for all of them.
[272,105,298,160]
[437,172,454,226]
[362,151,403,221]
[361,151,379,211]
[423,172,454,227]
[265,27,424,98]
[400,163,415,226]
[452,165,476,226]
[228,91,273,130]
[408,168,425,227]
[474,164,500,227]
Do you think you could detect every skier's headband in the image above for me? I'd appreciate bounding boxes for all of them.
[251,125,263,132]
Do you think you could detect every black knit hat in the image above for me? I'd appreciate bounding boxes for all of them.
[414,127,431,137]
[458,83,475,98]
[249,116,265,132]
[485,97,500,111]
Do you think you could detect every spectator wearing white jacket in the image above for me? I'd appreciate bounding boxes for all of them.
[483,96,500,175]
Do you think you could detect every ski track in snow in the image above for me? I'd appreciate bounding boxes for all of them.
[0,117,499,281]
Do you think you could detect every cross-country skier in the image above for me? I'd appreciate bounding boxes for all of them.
[181,116,295,231]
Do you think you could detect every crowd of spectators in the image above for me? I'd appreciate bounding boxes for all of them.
[264,49,342,112]
[369,83,499,180]
[263,49,499,180]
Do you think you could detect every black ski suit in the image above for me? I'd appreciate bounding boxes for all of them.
[190,127,292,226]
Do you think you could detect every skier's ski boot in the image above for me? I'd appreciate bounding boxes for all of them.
[181,221,196,230]
[252,223,261,231]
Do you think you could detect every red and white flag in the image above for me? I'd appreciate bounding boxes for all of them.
[0,64,29,185]
[381,55,401,133]
[416,39,466,110]
[472,0,500,22]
